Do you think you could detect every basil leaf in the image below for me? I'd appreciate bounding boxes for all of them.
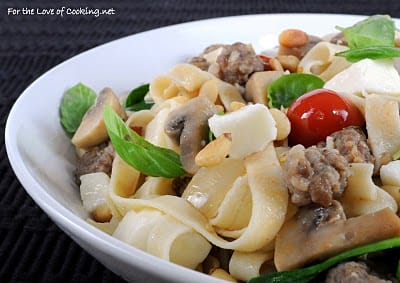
[336,46,400,62]
[124,83,154,111]
[337,15,395,49]
[60,82,96,136]
[103,105,186,178]
[249,237,400,283]
[267,74,324,108]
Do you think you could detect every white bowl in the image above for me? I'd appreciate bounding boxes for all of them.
[5,13,388,283]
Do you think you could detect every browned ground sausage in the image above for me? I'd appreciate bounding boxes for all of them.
[189,42,264,85]
[283,145,349,207]
[75,142,114,185]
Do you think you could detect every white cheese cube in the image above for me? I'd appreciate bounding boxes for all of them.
[380,160,400,186]
[324,59,400,96]
[80,172,110,213]
[208,104,277,159]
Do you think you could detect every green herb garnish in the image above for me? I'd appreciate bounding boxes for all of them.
[337,15,395,49]
[103,105,186,178]
[336,15,400,62]
[336,46,400,62]
[59,82,96,136]
[124,83,154,111]
[249,237,400,283]
[267,73,324,108]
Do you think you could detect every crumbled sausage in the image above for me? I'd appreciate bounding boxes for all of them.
[325,261,391,283]
[216,42,264,85]
[283,145,350,207]
[75,142,114,185]
[189,56,209,71]
[328,127,375,165]
[189,42,264,85]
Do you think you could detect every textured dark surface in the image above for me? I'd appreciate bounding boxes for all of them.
[1,1,400,282]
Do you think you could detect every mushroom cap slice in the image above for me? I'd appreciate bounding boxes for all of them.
[274,207,400,271]
[164,96,218,174]
[72,87,126,149]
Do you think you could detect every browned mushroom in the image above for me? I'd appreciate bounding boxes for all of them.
[274,205,400,271]
[164,96,219,174]
[72,88,126,149]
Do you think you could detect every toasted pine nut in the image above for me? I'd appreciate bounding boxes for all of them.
[210,268,237,282]
[195,133,232,167]
[277,55,300,73]
[214,104,225,113]
[269,57,284,71]
[229,101,246,112]
[269,108,291,141]
[279,29,308,48]
[92,204,112,223]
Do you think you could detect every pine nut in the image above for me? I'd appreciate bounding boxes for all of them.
[229,101,246,112]
[269,57,284,71]
[92,203,112,223]
[277,55,300,73]
[195,133,232,167]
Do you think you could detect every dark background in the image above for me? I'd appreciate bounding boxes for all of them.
[1,1,400,282]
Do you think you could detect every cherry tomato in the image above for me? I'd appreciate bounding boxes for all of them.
[287,89,364,147]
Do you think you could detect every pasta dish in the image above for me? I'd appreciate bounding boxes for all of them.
[59,15,400,282]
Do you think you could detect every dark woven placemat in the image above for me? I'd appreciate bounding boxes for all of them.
[1,1,400,282]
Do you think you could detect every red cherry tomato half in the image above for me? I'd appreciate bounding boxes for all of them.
[287,89,364,147]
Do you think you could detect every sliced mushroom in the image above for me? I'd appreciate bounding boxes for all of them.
[72,88,126,149]
[244,71,285,105]
[274,206,400,271]
[164,96,219,174]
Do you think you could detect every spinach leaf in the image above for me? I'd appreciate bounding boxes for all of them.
[337,15,395,49]
[124,83,154,111]
[249,237,400,283]
[103,105,186,178]
[336,46,400,62]
[60,83,96,136]
[267,74,324,108]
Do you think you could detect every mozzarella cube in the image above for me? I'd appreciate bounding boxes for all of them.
[324,59,400,96]
[208,104,277,159]
[380,160,400,186]
[80,172,110,213]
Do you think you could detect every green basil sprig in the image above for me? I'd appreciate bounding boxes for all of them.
[124,83,154,111]
[103,105,186,178]
[337,15,395,49]
[336,46,400,62]
[249,237,400,283]
[335,15,400,62]
[60,82,96,137]
[267,74,324,108]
